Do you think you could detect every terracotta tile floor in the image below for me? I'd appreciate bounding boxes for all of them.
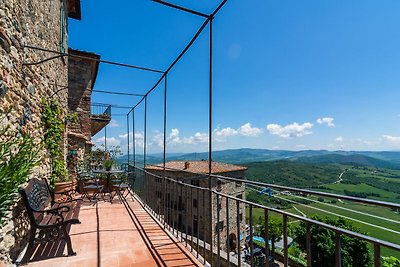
[26,196,202,267]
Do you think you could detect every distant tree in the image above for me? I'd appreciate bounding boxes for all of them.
[260,216,283,256]
[294,216,371,267]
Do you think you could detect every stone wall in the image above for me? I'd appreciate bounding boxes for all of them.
[0,0,72,264]
[67,49,100,179]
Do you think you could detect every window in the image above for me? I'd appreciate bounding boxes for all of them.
[239,213,243,222]
[193,198,198,208]
[59,0,67,55]
[216,221,224,232]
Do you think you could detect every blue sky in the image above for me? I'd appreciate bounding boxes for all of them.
[69,0,400,154]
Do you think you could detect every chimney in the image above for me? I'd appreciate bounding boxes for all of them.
[184,161,190,170]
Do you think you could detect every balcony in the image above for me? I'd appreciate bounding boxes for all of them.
[90,103,111,136]
[24,197,202,267]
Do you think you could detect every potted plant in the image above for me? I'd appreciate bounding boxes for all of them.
[103,159,113,171]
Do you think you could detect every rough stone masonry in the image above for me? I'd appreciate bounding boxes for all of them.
[0,0,73,264]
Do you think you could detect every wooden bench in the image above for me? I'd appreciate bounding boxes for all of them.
[18,178,82,264]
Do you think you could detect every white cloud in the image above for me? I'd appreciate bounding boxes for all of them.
[214,127,238,138]
[108,119,119,128]
[152,131,164,148]
[335,136,344,142]
[183,132,208,144]
[238,123,262,137]
[168,128,181,145]
[213,123,262,140]
[266,122,313,138]
[382,135,400,145]
[316,117,335,127]
[94,136,121,147]
[120,132,145,148]
[295,144,306,149]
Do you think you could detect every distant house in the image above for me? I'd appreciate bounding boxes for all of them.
[145,160,247,252]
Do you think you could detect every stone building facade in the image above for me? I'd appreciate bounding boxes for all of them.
[67,49,101,179]
[0,0,89,264]
[145,161,247,253]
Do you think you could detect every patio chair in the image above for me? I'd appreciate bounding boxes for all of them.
[112,171,136,201]
[81,178,104,203]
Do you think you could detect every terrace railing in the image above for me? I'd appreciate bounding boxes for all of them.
[90,103,111,119]
[129,164,400,267]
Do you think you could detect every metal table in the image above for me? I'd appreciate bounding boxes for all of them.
[92,169,125,202]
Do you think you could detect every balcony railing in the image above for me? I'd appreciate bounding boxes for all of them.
[128,164,400,267]
[90,103,111,119]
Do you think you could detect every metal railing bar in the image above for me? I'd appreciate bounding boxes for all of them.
[268,190,400,235]
[264,187,400,225]
[236,199,241,267]
[218,175,400,210]
[374,244,381,267]
[93,90,145,97]
[306,222,312,267]
[226,196,230,267]
[197,186,200,258]
[190,186,194,252]
[23,54,66,65]
[249,204,254,267]
[217,194,221,267]
[132,165,400,250]
[23,45,164,73]
[264,209,270,267]
[203,189,207,264]
[283,214,288,267]
[92,102,134,109]
[152,0,210,18]
[139,163,400,210]
[335,233,342,267]
[213,190,400,252]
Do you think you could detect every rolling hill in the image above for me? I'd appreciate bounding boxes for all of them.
[118,148,400,169]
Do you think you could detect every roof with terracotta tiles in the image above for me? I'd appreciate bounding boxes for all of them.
[145,160,247,174]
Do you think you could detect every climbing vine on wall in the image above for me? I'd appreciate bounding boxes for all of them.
[0,116,41,226]
[42,98,67,189]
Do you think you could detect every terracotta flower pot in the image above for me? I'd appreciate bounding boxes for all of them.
[54,180,77,194]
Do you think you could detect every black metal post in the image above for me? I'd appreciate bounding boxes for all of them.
[104,126,107,151]
[236,199,241,267]
[217,194,221,267]
[197,187,200,258]
[163,74,168,228]
[132,109,135,167]
[203,189,207,264]
[306,222,312,267]
[127,114,130,165]
[250,205,254,267]
[283,214,288,267]
[190,185,194,252]
[144,96,147,168]
[264,209,269,267]
[335,233,342,267]
[374,244,381,267]
[226,197,230,267]
[208,17,214,266]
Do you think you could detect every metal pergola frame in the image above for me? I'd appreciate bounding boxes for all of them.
[23,1,229,260]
